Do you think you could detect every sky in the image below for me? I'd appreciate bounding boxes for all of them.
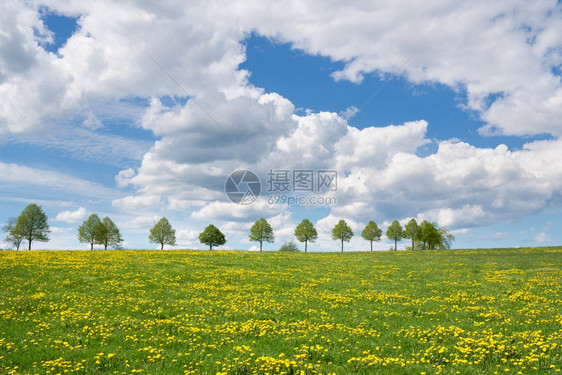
[1,0,561,251]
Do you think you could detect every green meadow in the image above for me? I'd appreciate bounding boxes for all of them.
[0,248,561,374]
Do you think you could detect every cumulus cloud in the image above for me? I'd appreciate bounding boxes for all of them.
[54,206,87,223]
[2,0,562,248]
[240,0,562,137]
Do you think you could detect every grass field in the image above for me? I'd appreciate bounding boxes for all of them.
[0,248,561,374]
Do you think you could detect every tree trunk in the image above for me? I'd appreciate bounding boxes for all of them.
[260,241,263,252]
[91,242,94,250]
[370,241,373,251]
[394,239,397,251]
[210,244,212,250]
[341,238,344,252]
[305,240,308,253]
[161,243,164,250]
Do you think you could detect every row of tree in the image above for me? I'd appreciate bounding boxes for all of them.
[3,204,454,251]
[202,217,453,252]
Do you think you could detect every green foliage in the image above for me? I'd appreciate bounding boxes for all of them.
[78,214,103,250]
[361,220,382,251]
[386,220,404,251]
[332,219,353,252]
[3,217,25,250]
[438,226,455,250]
[14,203,50,250]
[419,220,441,249]
[249,218,274,251]
[294,219,318,252]
[97,217,123,250]
[404,218,419,250]
[149,217,176,250]
[278,241,301,252]
[199,224,226,250]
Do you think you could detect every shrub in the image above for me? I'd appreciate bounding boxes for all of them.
[279,241,301,252]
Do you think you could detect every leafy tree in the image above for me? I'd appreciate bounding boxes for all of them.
[14,204,50,250]
[386,220,404,251]
[404,218,419,250]
[419,220,441,249]
[149,217,176,250]
[199,224,226,250]
[249,218,274,252]
[361,220,382,251]
[78,214,103,250]
[97,217,123,250]
[3,217,25,250]
[418,220,430,249]
[294,219,318,252]
[332,219,353,252]
[438,226,455,249]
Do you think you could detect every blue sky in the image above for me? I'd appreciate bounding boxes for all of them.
[1,1,561,250]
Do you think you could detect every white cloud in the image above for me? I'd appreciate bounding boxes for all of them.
[2,0,562,249]
[124,215,160,230]
[112,195,163,211]
[241,0,562,137]
[54,206,87,223]
[534,232,550,243]
[478,232,511,241]
[0,161,118,199]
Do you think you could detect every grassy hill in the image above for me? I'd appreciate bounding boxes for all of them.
[1,248,561,374]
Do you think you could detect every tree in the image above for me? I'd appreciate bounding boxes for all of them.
[78,214,103,250]
[199,224,226,250]
[13,204,50,250]
[386,220,404,251]
[294,219,318,252]
[332,219,353,252]
[438,226,455,249]
[149,217,176,250]
[361,221,382,251]
[419,220,441,249]
[249,218,274,251]
[97,217,123,250]
[404,218,419,250]
[3,217,25,250]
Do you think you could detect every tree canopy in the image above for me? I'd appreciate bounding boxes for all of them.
[149,217,176,250]
[404,218,419,250]
[98,217,123,250]
[14,204,50,250]
[419,220,441,249]
[386,220,404,251]
[249,218,274,251]
[78,214,103,250]
[332,219,353,252]
[361,220,382,251]
[3,217,25,251]
[294,219,318,252]
[199,224,226,250]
